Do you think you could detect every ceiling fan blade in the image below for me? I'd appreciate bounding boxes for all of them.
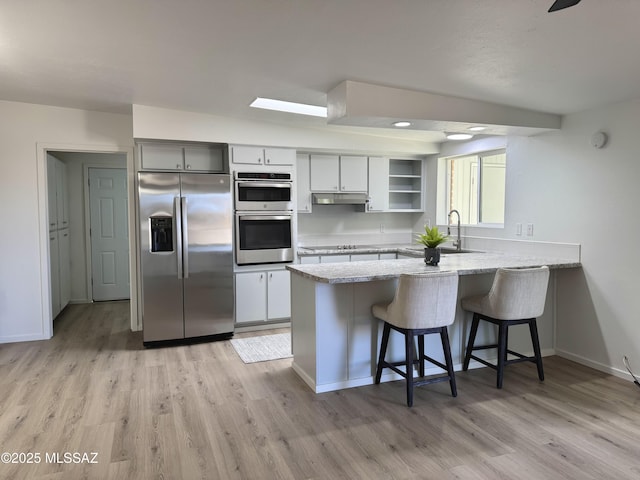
[548,0,581,12]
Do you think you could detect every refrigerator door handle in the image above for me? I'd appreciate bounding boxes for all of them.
[175,196,183,279]
[181,196,189,278]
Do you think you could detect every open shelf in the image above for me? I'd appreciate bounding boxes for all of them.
[388,159,423,211]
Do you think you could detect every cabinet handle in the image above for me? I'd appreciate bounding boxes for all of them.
[176,164,181,169]
[269,273,273,280]
[63,233,68,237]
[258,158,262,163]
[50,236,55,241]
[266,158,270,164]
[186,164,192,169]
[260,273,264,280]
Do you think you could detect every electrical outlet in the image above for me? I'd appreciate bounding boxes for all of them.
[516,223,522,236]
[380,224,385,233]
[527,223,534,236]
[425,218,431,228]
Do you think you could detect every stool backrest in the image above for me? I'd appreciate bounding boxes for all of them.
[486,266,550,320]
[386,271,459,329]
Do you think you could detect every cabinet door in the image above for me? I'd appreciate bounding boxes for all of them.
[265,148,294,165]
[299,255,320,264]
[320,254,350,263]
[310,154,339,191]
[232,146,264,165]
[140,144,184,170]
[235,272,267,323]
[59,228,71,309]
[184,146,224,171]
[267,270,291,320]
[350,254,379,262]
[47,156,58,231]
[49,232,61,318]
[367,157,389,212]
[339,156,368,192]
[296,154,312,213]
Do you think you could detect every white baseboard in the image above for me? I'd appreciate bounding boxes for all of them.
[555,349,637,383]
[235,321,291,333]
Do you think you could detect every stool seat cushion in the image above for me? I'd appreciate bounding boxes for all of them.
[461,266,550,320]
[372,271,459,330]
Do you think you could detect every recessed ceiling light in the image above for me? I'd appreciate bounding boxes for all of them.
[468,126,486,131]
[250,97,327,117]
[446,133,474,140]
[393,121,411,127]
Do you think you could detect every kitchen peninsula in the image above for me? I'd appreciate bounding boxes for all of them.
[287,252,580,393]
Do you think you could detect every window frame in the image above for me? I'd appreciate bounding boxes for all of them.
[444,148,506,228]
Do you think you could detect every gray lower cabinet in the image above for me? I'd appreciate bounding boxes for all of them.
[235,269,291,324]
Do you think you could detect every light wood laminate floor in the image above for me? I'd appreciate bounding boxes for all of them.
[1,301,639,479]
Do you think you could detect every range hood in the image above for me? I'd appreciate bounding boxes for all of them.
[312,192,368,205]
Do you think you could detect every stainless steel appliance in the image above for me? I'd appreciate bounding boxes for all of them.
[138,172,233,344]
[235,212,293,265]
[234,172,293,211]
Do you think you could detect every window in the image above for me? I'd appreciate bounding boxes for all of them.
[446,149,506,225]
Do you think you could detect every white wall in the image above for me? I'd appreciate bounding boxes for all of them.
[510,101,640,378]
[0,100,133,343]
[423,99,640,379]
[298,206,417,246]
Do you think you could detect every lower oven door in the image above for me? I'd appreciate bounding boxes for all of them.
[235,213,294,265]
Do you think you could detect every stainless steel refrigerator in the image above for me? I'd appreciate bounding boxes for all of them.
[138,172,234,344]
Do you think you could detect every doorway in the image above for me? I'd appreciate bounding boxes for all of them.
[44,150,134,334]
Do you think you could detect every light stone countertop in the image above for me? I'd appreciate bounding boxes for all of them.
[286,252,581,284]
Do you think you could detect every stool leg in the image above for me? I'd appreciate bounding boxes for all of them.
[529,319,545,381]
[375,322,391,384]
[440,327,457,397]
[497,323,508,389]
[463,313,480,371]
[504,326,509,363]
[418,334,425,377]
[405,330,414,407]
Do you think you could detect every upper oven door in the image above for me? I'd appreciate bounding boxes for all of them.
[235,181,293,211]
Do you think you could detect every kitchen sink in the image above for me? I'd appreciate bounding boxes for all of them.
[440,248,472,254]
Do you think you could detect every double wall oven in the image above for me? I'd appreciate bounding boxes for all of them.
[234,172,294,265]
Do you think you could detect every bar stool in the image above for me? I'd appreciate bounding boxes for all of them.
[461,266,549,389]
[372,271,459,407]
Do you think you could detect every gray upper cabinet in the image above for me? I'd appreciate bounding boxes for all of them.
[184,146,224,171]
[139,143,225,172]
[309,154,368,192]
[231,145,295,166]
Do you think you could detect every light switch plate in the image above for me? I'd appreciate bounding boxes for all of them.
[527,223,534,236]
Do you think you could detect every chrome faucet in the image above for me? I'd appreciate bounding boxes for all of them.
[447,209,461,251]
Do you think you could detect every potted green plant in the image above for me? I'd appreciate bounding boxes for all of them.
[416,225,448,265]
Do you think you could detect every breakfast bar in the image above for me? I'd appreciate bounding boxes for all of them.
[286,252,580,393]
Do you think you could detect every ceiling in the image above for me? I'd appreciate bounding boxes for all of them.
[2,0,639,142]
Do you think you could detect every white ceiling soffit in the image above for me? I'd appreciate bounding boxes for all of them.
[327,81,562,137]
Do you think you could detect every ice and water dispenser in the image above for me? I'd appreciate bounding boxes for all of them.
[150,216,173,252]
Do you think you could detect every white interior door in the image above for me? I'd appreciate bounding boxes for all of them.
[89,168,130,301]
